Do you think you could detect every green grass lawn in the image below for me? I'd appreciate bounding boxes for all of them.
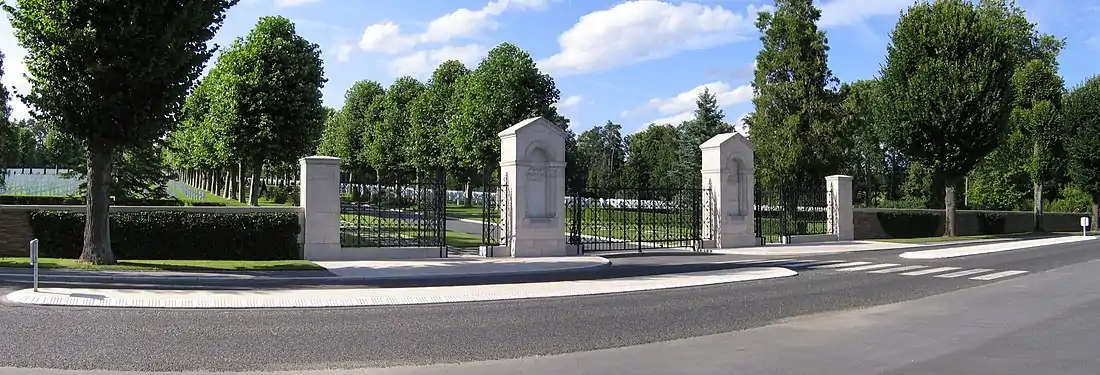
[0,257,322,271]
[340,213,485,248]
[446,204,486,220]
[873,232,1058,244]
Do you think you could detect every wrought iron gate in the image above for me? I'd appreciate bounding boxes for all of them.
[754,184,833,245]
[339,171,447,255]
[567,185,709,253]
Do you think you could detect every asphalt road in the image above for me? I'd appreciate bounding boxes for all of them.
[0,240,1096,373]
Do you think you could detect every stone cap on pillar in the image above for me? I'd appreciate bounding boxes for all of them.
[699,132,754,151]
[826,174,853,182]
[299,155,342,166]
[498,116,568,139]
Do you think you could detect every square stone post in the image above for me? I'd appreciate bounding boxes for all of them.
[700,133,757,249]
[498,117,569,257]
[826,175,854,241]
[300,156,342,260]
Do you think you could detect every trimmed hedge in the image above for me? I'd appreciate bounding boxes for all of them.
[976,212,1007,234]
[877,211,941,238]
[28,211,300,260]
[0,195,226,207]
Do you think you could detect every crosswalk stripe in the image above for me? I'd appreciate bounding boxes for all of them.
[869,265,928,274]
[808,261,871,269]
[935,269,994,278]
[741,259,796,265]
[900,267,960,276]
[969,270,1029,281]
[777,260,827,267]
[837,263,900,271]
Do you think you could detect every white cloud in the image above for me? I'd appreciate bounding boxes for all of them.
[274,0,320,7]
[388,44,487,78]
[359,22,420,54]
[334,43,354,62]
[817,0,912,28]
[0,19,31,120]
[638,81,753,126]
[537,1,769,75]
[557,95,583,109]
[359,0,549,54]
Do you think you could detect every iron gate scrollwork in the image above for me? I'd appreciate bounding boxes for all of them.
[339,171,447,253]
[567,185,709,253]
[754,184,832,245]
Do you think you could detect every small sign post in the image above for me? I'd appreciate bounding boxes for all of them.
[29,239,39,292]
[1083,217,1092,237]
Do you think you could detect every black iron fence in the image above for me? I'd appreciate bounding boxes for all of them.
[754,185,832,244]
[567,186,709,253]
[339,172,447,254]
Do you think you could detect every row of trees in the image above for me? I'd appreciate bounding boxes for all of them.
[742,0,1099,235]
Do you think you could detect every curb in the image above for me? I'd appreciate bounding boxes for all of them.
[0,258,612,284]
[899,236,1097,259]
[3,267,796,309]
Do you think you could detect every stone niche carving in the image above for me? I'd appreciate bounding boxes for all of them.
[524,146,552,220]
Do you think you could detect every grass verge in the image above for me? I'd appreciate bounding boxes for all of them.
[873,232,1059,244]
[0,258,322,271]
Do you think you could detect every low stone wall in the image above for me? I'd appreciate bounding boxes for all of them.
[854,208,1088,239]
[0,205,303,257]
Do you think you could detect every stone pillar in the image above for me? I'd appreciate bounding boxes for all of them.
[826,175,854,241]
[299,156,342,260]
[699,133,757,249]
[497,117,569,257]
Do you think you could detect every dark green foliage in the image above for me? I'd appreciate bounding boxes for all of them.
[449,43,563,173]
[673,89,733,190]
[575,121,626,192]
[876,211,942,238]
[408,60,470,173]
[369,76,425,179]
[0,195,226,206]
[1063,76,1100,203]
[975,212,1007,234]
[622,125,681,191]
[876,0,1022,180]
[750,0,845,187]
[28,211,298,260]
[213,16,328,169]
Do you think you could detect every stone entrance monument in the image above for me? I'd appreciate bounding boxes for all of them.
[699,132,757,248]
[496,117,570,257]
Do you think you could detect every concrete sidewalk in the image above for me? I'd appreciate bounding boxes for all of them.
[710,241,920,256]
[0,257,611,283]
[3,267,796,309]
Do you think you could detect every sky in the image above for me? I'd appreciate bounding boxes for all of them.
[1,0,1098,136]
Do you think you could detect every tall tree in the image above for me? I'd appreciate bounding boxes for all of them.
[837,80,907,206]
[622,124,681,192]
[367,76,425,181]
[318,80,385,178]
[6,0,237,264]
[449,43,562,186]
[575,121,626,193]
[672,89,733,191]
[408,61,469,175]
[0,51,10,186]
[1063,76,1100,231]
[208,16,327,205]
[1010,38,1066,230]
[876,0,1029,236]
[749,0,845,188]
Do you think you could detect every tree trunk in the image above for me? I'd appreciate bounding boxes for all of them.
[249,164,262,206]
[1093,203,1098,232]
[224,169,232,198]
[1033,180,1044,232]
[237,162,246,203]
[79,143,116,265]
[944,182,957,237]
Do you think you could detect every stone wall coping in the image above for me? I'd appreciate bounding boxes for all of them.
[855,207,1087,216]
[0,205,303,214]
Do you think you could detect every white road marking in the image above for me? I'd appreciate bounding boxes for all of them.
[836,263,901,271]
[900,267,961,276]
[777,260,826,267]
[741,259,797,265]
[869,265,928,274]
[969,270,1029,281]
[808,261,871,269]
[935,269,994,278]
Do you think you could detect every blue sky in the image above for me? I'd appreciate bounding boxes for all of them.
[2,0,1099,135]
